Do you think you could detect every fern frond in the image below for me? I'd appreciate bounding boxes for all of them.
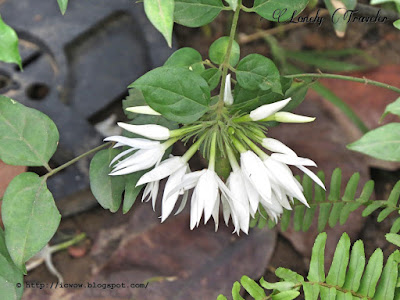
[250,168,400,233]
[218,233,400,300]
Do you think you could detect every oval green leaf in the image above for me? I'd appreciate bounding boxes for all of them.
[129,66,210,124]
[144,0,174,47]
[2,173,61,271]
[164,47,205,74]
[89,149,126,213]
[209,36,240,66]
[174,0,224,27]
[252,0,309,22]
[201,68,221,90]
[236,54,282,94]
[347,123,400,162]
[0,96,59,167]
[0,229,24,300]
[0,16,22,69]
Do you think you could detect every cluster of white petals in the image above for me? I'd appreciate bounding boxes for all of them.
[106,93,325,234]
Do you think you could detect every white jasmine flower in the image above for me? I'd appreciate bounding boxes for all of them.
[166,168,234,231]
[224,169,251,234]
[104,136,167,176]
[249,98,291,121]
[126,106,161,116]
[224,74,234,106]
[117,122,170,140]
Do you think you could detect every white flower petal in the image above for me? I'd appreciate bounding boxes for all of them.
[117,122,170,140]
[196,170,219,224]
[212,193,220,231]
[161,165,188,222]
[190,189,199,230]
[109,148,136,166]
[104,136,160,149]
[126,106,161,116]
[249,98,292,121]
[175,191,189,215]
[261,138,297,156]
[241,151,272,202]
[271,153,317,167]
[137,157,186,186]
[297,165,326,190]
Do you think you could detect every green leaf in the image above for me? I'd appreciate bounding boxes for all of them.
[130,66,210,124]
[144,0,174,47]
[386,233,400,247]
[174,0,224,27]
[358,248,383,297]
[252,0,309,22]
[57,0,68,15]
[2,173,61,271]
[260,278,295,292]
[236,54,282,94]
[0,96,59,167]
[320,286,337,299]
[0,15,22,69]
[240,276,267,300]
[307,232,327,283]
[209,37,240,67]
[343,240,365,292]
[324,0,357,37]
[0,229,24,300]
[164,47,204,73]
[326,233,350,287]
[302,282,320,300]
[347,123,400,162]
[201,68,222,90]
[217,295,228,300]
[374,251,400,300]
[232,281,245,300]
[381,97,400,121]
[271,290,300,300]
[89,149,126,213]
[275,268,304,284]
[123,170,146,214]
[122,89,147,120]
[395,19,400,30]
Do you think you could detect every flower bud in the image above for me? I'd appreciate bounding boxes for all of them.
[249,98,291,121]
[274,112,315,123]
[117,122,170,140]
[126,106,161,116]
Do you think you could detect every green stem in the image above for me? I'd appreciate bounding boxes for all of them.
[43,142,112,179]
[285,73,400,94]
[50,233,86,253]
[182,134,207,162]
[209,131,217,170]
[236,130,267,159]
[218,0,242,108]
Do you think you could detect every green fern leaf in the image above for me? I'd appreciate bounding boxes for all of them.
[240,276,266,300]
[358,248,384,297]
[326,233,351,287]
[343,240,365,292]
[307,232,326,283]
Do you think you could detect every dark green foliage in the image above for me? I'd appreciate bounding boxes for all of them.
[251,168,400,234]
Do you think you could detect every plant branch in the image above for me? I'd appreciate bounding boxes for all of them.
[218,1,242,109]
[43,142,112,179]
[285,73,400,94]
